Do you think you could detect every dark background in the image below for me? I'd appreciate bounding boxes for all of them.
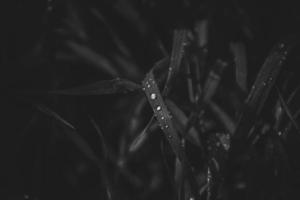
[1,0,300,200]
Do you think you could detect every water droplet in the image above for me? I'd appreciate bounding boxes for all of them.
[161,116,165,120]
[146,83,151,88]
[156,106,161,111]
[142,87,145,91]
[278,131,282,136]
[168,135,172,139]
[150,93,157,100]
[262,82,266,86]
[165,124,169,129]
[24,194,29,199]
[189,197,195,200]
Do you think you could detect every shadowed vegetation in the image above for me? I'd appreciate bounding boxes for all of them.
[2,0,300,200]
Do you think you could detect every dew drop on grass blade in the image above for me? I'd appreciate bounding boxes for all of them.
[231,36,300,151]
[142,71,200,200]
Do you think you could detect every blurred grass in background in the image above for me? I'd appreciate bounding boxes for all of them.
[1,0,300,200]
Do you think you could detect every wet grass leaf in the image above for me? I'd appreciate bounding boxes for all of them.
[142,71,200,199]
[234,37,299,141]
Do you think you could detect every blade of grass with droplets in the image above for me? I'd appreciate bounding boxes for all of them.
[234,37,298,140]
[128,57,169,152]
[163,29,188,95]
[49,78,141,95]
[165,99,201,147]
[229,37,300,169]
[245,39,296,114]
[142,71,200,199]
[230,42,248,92]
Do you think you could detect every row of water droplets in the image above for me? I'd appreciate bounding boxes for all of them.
[143,77,171,132]
[250,42,288,92]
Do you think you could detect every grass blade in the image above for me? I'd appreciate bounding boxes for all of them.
[234,37,299,141]
[165,99,201,146]
[163,29,188,95]
[230,42,248,92]
[35,104,75,130]
[49,78,141,95]
[67,41,119,77]
[129,115,156,152]
[203,59,227,102]
[142,71,200,199]
[277,87,300,131]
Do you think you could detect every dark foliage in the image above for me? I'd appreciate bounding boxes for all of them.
[2,0,300,200]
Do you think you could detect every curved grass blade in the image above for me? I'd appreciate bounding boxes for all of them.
[234,37,299,141]
[163,29,188,95]
[89,116,109,159]
[129,115,156,152]
[67,41,119,77]
[35,104,75,130]
[230,42,248,92]
[49,78,141,95]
